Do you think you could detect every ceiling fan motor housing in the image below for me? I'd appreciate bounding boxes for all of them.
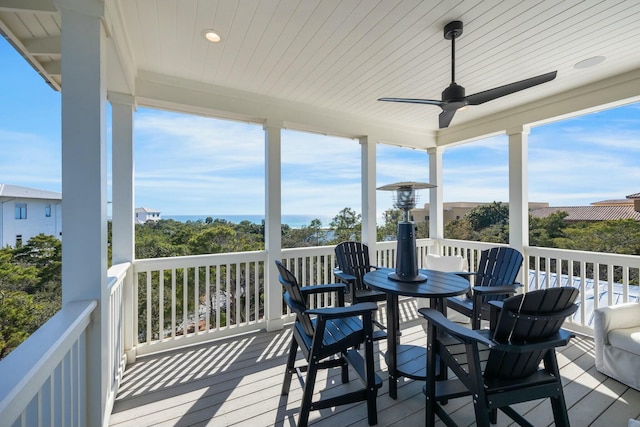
[442,83,467,108]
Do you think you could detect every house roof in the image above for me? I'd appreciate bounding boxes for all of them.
[591,199,633,206]
[135,207,160,214]
[530,206,640,222]
[2,1,640,148]
[0,184,61,201]
[626,193,640,199]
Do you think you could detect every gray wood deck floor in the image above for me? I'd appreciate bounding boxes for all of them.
[110,299,640,427]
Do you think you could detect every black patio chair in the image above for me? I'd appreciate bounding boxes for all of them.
[276,260,382,427]
[334,241,387,339]
[446,246,523,329]
[420,286,579,427]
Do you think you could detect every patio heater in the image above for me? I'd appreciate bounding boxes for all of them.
[378,181,435,282]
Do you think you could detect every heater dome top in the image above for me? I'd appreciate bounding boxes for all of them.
[376,181,435,191]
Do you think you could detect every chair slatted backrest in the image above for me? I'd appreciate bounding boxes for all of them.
[486,287,579,379]
[276,260,315,337]
[475,247,523,303]
[335,241,372,292]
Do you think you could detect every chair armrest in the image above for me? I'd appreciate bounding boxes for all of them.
[300,283,347,296]
[473,284,521,295]
[333,269,356,284]
[418,307,494,347]
[307,302,378,319]
[492,329,575,352]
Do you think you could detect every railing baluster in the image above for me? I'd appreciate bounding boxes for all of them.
[159,271,164,340]
[171,269,176,339]
[146,272,152,344]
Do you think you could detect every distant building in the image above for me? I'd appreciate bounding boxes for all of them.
[412,201,549,226]
[135,207,162,224]
[530,193,640,222]
[0,184,62,247]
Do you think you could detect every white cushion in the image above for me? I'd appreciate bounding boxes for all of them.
[609,327,640,357]
[594,303,640,390]
[424,254,467,272]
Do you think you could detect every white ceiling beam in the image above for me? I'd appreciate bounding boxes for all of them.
[0,0,56,13]
[23,35,60,55]
[43,60,60,75]
[134,71,436,149]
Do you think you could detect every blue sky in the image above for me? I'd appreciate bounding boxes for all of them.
[2,37,639,223]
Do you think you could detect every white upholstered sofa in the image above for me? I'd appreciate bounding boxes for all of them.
[593,302,640,391]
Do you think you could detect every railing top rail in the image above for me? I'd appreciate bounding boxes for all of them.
[526,246,640,265]
[134,250,267,271]
[0,300,97,421]
[108,262,131,293]
[282,245,335,257]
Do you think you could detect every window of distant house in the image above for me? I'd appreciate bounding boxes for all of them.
[15,203,27,219]
[45,204,51,217]
[16,235,22,247]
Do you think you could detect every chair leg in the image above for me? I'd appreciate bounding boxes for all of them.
[282,338,298,395]
[363,331,378,426]
[298,360,318,427]
[550,395,570,427]
[341,351,350,384]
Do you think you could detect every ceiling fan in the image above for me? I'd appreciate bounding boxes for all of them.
[378,21,557,129]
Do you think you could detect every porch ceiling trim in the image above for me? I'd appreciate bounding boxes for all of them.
[134,71,437,149]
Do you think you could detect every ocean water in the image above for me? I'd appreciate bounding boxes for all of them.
[164,214,333,229]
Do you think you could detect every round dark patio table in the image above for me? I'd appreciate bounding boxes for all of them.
[364,267,470,399]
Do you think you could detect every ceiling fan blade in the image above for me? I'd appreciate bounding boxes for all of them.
[466,71,557,105]
[439,109,457,128]
[378,97,443,106]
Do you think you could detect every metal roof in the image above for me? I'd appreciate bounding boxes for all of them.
[0,183,61,200]
[530,206,640,222]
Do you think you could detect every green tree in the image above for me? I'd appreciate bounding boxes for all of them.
[329,207,361,243]
[530,211,568,247]
[555,219,640,255]
[467,201,509,231]
[0,249,39,292]
[13,234,62,290]
[0,291,39,358]
[378,208,402,241]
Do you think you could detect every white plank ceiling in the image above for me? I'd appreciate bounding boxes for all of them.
[2,0,640,146]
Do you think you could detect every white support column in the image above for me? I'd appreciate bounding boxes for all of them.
[508,126,530,270]
[109,92,135,264]
[360,136,377,251]
[109,91,136,363]
[428,147,444,251]
[58,0,108,425]
[264,121,284,332]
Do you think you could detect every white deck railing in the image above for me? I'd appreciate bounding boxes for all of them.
[0,300,96,427]
[527,246,639,334]
[1,239,638,427]
[132,251,268,356]
[107,263,130,417]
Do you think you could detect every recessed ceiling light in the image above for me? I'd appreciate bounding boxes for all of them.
[574,56,606,69]
[202,29,221,43]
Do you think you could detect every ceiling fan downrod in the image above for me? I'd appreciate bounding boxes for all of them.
[444,21,463,84]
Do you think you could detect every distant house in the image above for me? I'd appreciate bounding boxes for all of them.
[135,207,161,224]
[529,193,640,222]
[0,184,62,247]
[413,201,549,226]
